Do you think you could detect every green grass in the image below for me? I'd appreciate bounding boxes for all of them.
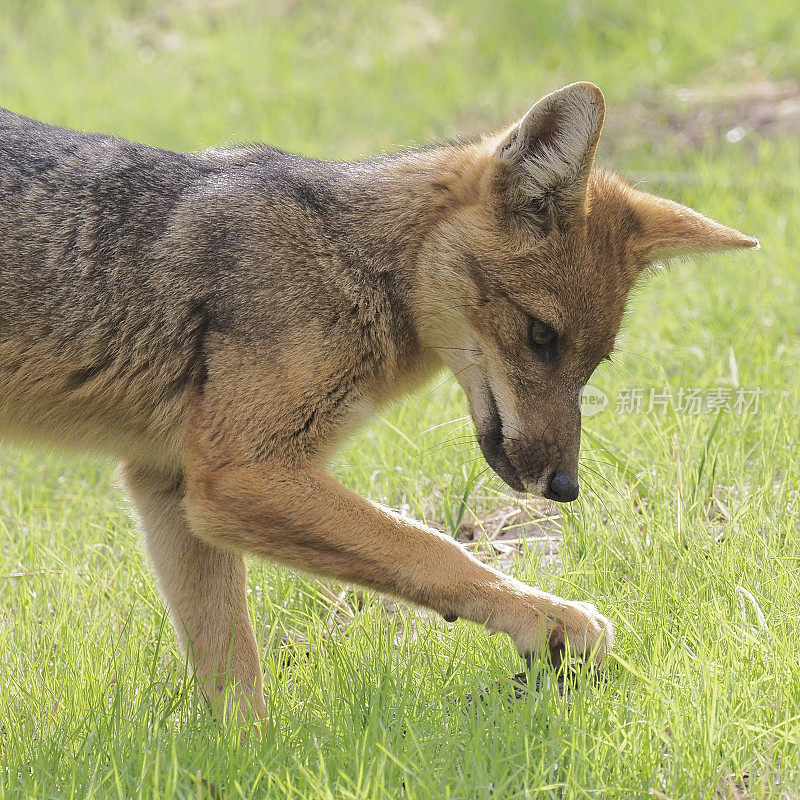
[2,1,800,797]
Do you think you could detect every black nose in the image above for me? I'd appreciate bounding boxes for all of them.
[545,471,579,503]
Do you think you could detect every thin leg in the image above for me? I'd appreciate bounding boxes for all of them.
[122,462,265,718]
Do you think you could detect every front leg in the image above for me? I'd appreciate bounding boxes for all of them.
[123,463,266,720]
[183,456,613,668]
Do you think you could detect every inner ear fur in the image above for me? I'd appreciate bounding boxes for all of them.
[495,82,606,210]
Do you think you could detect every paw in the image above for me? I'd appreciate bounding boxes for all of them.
[509,596,614,669]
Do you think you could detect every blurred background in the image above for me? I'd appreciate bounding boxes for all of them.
[4,0,799,160]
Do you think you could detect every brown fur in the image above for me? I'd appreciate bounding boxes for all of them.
[0,83,757,717]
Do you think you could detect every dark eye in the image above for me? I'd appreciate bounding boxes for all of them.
[528,317,557,360]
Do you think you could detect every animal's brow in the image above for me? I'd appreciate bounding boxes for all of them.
[503,291,563,331]
[466,253,563,328]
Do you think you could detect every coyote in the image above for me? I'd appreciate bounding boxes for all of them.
[0,83,757,717]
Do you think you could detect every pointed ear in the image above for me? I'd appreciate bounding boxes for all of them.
[628,189,759,263]
[496,82,605,210]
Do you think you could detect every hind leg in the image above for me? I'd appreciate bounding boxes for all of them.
[122,462,265,719]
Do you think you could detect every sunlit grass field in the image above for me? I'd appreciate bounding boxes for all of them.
[1,1,799,797]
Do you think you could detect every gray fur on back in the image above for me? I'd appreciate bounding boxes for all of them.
[0,109,422,465]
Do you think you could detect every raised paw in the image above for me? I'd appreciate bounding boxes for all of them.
[504,591,615,669]
[544,600,613,668]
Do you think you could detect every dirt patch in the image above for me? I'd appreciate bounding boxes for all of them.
[604,80,800,154]
[452,501,563,573]
[715,769,800,799]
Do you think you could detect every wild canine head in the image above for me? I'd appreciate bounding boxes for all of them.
[413,82,757,501]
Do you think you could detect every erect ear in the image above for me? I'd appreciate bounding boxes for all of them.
[496,82,605,211]
[627,188,759,264]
